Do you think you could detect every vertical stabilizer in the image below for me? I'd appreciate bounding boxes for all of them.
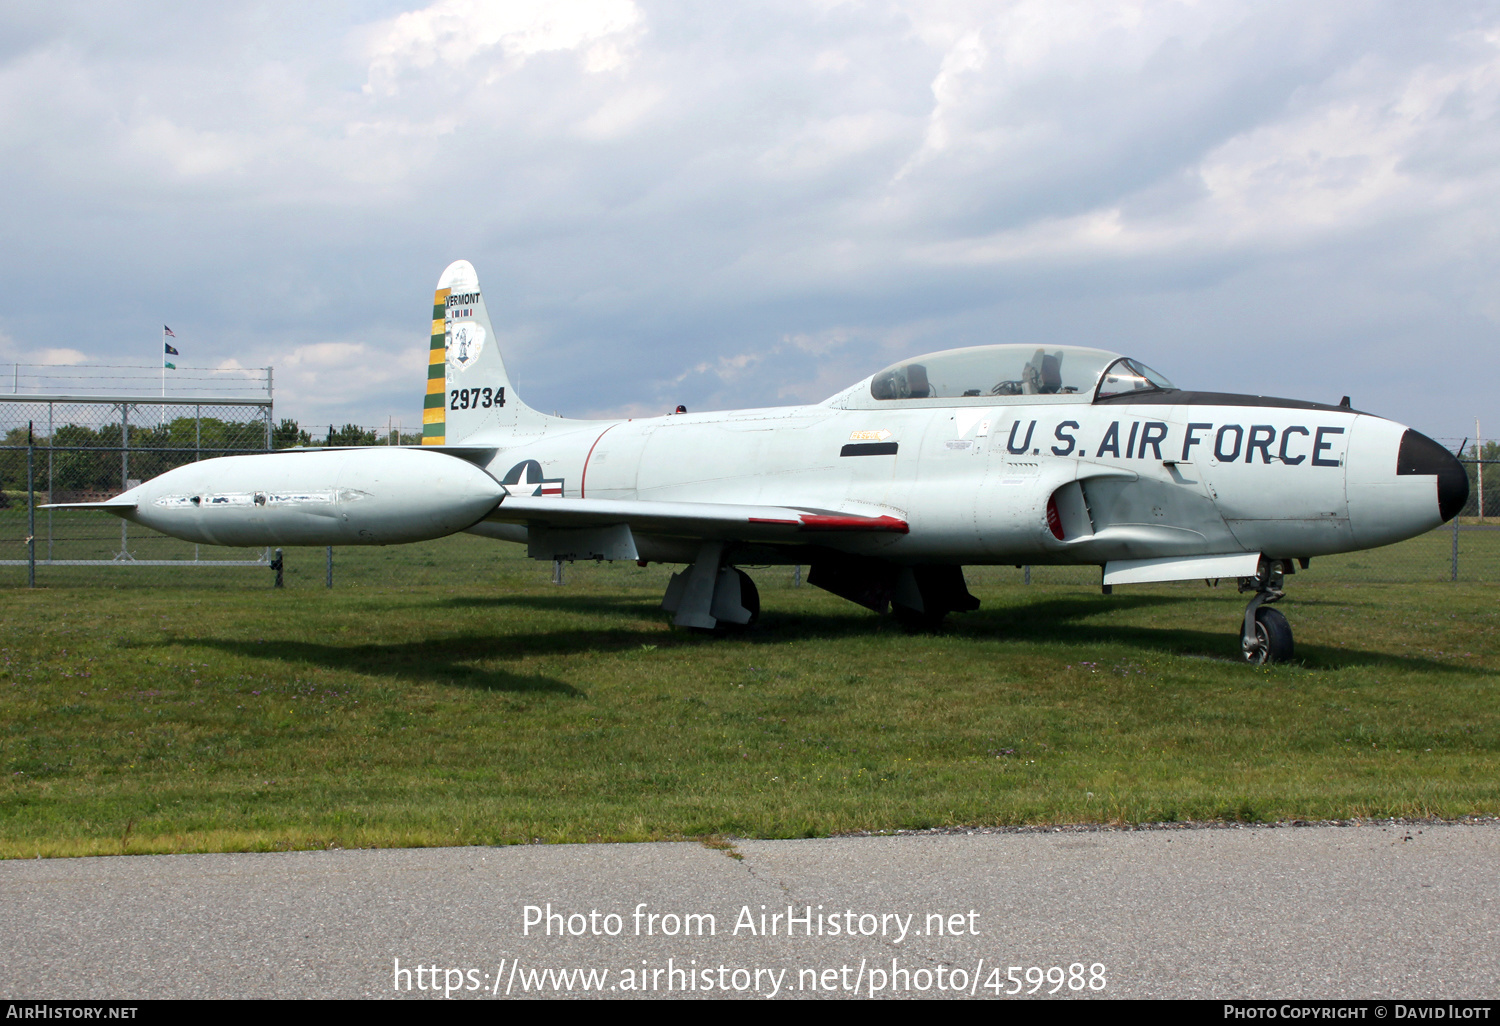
[422,260,546,444]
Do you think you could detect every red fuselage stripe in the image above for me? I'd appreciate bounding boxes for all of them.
[579,424,618,499]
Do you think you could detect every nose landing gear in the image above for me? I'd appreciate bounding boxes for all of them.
[1238,558,1294,664]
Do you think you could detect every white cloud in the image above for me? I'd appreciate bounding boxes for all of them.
[0,328,87,367]
[263,340,418,421]
[885,22,1500,281]
[759,111,912,179]
[33,348,88,366]
[576,85,664,140]
[899,29,987,176]
[364,0,643,94]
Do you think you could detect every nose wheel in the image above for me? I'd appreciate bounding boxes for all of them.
[1239,559,1294,665]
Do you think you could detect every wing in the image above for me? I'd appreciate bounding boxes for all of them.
[485,495,908,540]
[476,494,907,561]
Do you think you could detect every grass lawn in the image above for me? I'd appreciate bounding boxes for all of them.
[2,534,1497,857]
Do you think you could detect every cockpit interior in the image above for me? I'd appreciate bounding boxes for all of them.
[867,345,1173,403]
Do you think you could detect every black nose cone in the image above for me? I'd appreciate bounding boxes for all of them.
[1397,429,1470,523]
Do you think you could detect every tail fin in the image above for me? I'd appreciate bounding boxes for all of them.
[422,259,547,445]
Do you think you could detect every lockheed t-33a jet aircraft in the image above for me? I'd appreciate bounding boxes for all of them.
[54,260,1468,664]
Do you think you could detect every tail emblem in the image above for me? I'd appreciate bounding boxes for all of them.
[447,321,486,372]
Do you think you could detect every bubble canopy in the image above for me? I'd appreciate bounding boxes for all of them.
[866,345,1173,403]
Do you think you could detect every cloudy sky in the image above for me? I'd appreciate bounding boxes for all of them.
[1,1,1497,440]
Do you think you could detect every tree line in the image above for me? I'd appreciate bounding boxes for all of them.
[0,418,423,502]
[1464,441,1500,519]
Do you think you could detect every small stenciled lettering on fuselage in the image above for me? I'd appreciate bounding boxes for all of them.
[996,418,1352,467]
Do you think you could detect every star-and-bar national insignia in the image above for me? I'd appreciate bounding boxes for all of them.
[500,459,564,498]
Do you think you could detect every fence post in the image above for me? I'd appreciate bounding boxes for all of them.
[26,421,35,588]
[552,559,563,585]
[272,548,284,589]
[326,545,333,589]
[793,564,801,588]
[46,402,52,561]
[119,403,129,559]
[1477,418,1484,523]
[1024,564,1031,585]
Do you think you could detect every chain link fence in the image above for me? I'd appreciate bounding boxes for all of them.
[0,395,275,587]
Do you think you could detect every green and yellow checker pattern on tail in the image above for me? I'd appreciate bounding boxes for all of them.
[422,288,449,444]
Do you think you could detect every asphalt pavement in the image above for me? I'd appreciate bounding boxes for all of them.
[2,821,1497,1000]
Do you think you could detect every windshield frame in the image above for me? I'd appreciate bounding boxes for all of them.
[1092,357,1176,402]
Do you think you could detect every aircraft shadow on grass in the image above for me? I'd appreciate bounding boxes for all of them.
[442,590,1482,677]
[952,594,1483,674]
[185,636,586,696]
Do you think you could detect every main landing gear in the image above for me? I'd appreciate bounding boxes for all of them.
[1238,558,1294,665]
[660,541,760,631]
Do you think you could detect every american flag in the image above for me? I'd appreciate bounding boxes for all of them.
[164,325,175,337]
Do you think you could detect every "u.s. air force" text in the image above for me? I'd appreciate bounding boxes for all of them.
[1006,420,1346,467]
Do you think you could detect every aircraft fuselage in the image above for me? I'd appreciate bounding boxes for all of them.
[468,392,1445,569]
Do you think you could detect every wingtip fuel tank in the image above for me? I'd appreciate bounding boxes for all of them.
[118,448,504,548]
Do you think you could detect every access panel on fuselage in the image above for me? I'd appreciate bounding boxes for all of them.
[1068,408,1235,557]
[631,410,841,507]
[1189,408,1353,555]
[901,407,995,558]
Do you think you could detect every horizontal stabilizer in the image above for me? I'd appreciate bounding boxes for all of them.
[415,445,498,465]
[273,444,499,465]
[487,495,908,540]
[1103,552,1262,586]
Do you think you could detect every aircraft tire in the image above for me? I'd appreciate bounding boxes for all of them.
[734,568,760,627]
[711,568,761,633]
[1243,606,1293,665]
